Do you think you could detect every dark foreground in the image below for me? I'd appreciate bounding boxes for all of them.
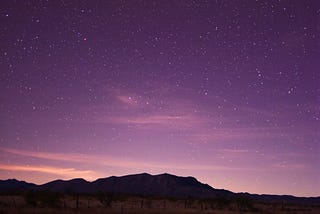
[1,193,319,214]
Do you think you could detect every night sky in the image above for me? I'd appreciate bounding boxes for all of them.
[0,0,319,197]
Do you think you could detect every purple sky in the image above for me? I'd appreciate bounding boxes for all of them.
[0,0,319,197]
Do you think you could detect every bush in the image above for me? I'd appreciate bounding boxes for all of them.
[96,192,114,207]
[24,190,61,208]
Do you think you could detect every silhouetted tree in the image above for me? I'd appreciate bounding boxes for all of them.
[184,195,193,209]
[145,198,152,209]
[24,190,61,208]
[236,195,254,213]
[24,190,37,207]
[216,197,231,209]
[97,192,114,208]
[76,194,79,209]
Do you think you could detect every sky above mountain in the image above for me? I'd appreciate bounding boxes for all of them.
[0,0,319,197]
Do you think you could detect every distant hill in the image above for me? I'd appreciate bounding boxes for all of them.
[0,173,232,198]
[90,173,232,198]
[1,173,319,205]
[0,179,36,193]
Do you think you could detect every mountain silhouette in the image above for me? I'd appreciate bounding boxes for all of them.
[0,173,231,198]
[90,173,232,198]
[1,173,319,205]
[0,179,36,193]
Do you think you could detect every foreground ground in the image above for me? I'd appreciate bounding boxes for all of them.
[0,194,319,214]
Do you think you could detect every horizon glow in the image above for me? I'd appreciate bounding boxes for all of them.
[0,0,319,197]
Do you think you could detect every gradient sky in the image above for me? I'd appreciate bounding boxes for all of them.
[0,0,319,197]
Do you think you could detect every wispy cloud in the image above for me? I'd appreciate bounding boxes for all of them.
[190,126,286,143]
[0,163,97,180]
[272,162,308,170]
[116,95,139,106]
[239,106,277,118]
[0,147,260,173]
[0,147,142,169]
[109,113,206,129]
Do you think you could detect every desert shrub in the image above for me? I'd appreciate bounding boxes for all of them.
[215,197,231,209]
[38,190,61,208]
[184,195,194,209]
[24,190,37,207]
[24,190,61,208]
[145,198,153,208]
[204,197,231,210]
[96,192,114,207]
[235,195,257,212]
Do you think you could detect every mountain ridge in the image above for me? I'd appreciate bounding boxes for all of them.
[1,173,319,205]
[0,173,231,198]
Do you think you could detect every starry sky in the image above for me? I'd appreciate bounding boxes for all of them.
[0,0,319,197]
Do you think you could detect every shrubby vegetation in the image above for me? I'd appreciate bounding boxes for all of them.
[24,190,61,208]
[0,191,317,214]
